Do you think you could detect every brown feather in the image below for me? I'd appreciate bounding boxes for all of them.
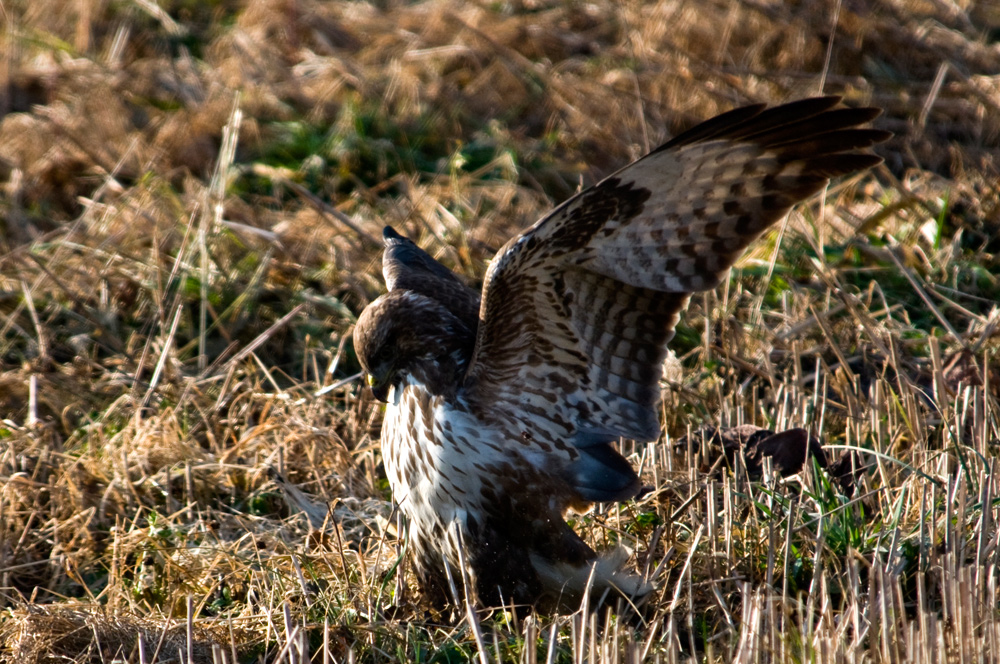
[353,97,889,613]
[464,97,889,453]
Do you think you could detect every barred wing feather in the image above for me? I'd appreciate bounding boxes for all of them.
[462,97,888,483]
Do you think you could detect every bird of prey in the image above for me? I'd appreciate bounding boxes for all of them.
[353,97,888,612]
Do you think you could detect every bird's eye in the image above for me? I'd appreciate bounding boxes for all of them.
[371,345,394,371]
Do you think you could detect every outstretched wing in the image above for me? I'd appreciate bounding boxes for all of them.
[461,97,888,472]
[381,226,482,331]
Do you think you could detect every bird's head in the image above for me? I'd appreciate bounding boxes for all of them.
[353,290,474,402]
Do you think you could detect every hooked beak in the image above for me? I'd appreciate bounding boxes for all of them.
[367,374,389,402]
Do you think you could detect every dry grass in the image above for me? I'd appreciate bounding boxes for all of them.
[1,0,999,661]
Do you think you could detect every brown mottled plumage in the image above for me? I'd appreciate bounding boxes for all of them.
[353,97,889,613]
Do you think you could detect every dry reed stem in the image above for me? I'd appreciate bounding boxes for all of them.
[1,0,999,661]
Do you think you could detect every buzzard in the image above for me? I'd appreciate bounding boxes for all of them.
[353,97,888,612]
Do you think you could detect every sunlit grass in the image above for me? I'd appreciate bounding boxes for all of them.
[1,0,999,661]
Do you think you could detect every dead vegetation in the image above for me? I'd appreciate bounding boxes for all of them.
[1,0,999,661]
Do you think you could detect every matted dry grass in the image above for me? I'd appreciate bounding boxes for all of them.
[1,0,999,661]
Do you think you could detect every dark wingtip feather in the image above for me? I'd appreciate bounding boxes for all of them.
[771,130,893,163]
[383,225,404,244]
[657,97,892,161]
[380,225,483,329]
[745,107,885,146]
[656,102,768,152]
[659,97,846,153]
[730,96,844,135]
[804,153,885,178]
[653,97,891,194]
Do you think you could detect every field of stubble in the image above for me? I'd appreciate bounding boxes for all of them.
[1,0,999,661]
